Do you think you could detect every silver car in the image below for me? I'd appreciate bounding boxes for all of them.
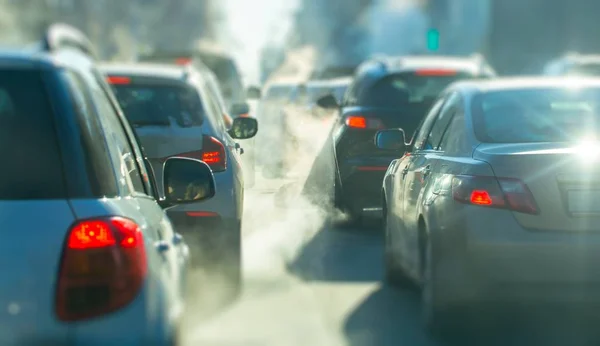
[100,63,258,292]
[378,77,600,333]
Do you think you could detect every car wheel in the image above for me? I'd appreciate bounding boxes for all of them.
[421,235,464,338]
[383,208,413,288]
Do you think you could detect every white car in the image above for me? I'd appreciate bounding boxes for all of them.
[100,63,258,292]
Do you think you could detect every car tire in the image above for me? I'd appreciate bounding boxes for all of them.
[421,234,465,338]
[383,207,413,288]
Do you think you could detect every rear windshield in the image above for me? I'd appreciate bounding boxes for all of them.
[110,83,204,127]
[359,71,475,108]
[472,88,600,143]
[0,69,66,199]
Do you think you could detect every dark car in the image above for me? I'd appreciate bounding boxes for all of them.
[317,55,496,223]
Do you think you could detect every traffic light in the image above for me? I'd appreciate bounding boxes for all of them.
[427,29,440,52]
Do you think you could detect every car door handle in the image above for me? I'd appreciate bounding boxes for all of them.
[422,165,431,179]
[401,167,409,179]
[173,233,184,245]
[155,240,170,252]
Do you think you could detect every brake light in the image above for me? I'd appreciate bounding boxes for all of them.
[415,69,457,76]
[201,135,227,172]
[106,76,131,85]
[56,217,147,321]
[344,115,384,130]
[452,175,539,214]
[175,57,192,65]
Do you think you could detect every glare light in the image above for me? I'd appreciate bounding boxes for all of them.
[575,138,600,162]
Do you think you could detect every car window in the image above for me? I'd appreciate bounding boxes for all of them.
[412,97,446,151]
[86,74,147,195]
[110,82,204,128]
[426,92,461,149]
[0,69,66,199]
[62,70,118,196]
[358,71,473,109]
[438,109,466,154]
[472,87,600,143]
[204,86,227,132]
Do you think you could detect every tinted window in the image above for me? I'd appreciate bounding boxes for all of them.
[412,97,445,151]
[472,88,600,143]
[0,69,66,199]
[438,110,466,154]
[111,84,204,127]
[359,72,473,109]
[427,93,461,149]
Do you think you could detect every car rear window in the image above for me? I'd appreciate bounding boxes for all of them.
[472,87,600,143]
[0,69,66,199]
[110,83,204,127]
[359,71,475,108]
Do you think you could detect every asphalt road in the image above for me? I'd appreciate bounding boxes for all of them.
[181,113,600,346]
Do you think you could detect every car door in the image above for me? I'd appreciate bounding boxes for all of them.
[390,97,445,254]
[400,92,460,274]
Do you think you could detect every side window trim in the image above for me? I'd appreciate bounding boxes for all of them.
[92,69,153,197]
[412,95,448,152]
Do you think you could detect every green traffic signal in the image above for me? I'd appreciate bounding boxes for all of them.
[427,29,440,51]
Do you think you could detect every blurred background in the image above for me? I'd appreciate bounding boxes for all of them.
[4,0,600,84]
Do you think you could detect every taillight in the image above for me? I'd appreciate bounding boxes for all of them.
[106,76,131,85]
[344,115,384,130]
[175,57,192,65]
[452,175,539,214]
[56,217,147,321]
[201,135,227,172]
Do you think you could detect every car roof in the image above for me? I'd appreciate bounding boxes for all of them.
[98,62,188,80]
[307,77,352,87]
[387,56,484,73]
[452,77,600,94]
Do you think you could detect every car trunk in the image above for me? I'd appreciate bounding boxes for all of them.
[0,201,74,343]
[474,142,600,231]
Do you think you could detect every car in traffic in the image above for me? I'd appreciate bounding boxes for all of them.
[316,55,497,223]
[100,62,258,293]
[0,23,218,345]
[543,53,600,76]
[378,77,600,334]
[137,51,259,187]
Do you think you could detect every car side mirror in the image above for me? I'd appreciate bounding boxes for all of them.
[229,102,250,116]
[375,129,407,152]
[161,158,216,208]
[229,117,258,139]
[316,94,339,109]
[247,86,261,99]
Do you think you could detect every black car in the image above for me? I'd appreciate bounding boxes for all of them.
[317,55,496,223]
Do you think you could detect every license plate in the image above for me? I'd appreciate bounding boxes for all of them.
[567,190,600,213]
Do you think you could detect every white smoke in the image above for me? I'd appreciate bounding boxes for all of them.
[216,0,301,84]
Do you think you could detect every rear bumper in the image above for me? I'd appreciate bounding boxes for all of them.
[338,157,393,216]
[427,198,600,305]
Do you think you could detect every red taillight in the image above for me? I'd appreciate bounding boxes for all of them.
[201,135,227,172]
[238,113,250,118]
[56,217,147,321]
[344,115,384,130]
[452,175,539,214]
[414,69,457,76]
[106,76,131,85]
[175,57,192,65]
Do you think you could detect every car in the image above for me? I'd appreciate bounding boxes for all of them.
[305,77,353,118]
[99,62,258,293]
[137,52,259,188]
[378,77,600,334]
[0,23,219,345]
[543,53,600,76]
[316,55,496,223]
